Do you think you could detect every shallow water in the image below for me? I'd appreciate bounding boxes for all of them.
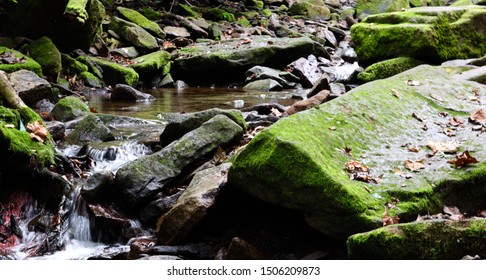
[88,87,300,119]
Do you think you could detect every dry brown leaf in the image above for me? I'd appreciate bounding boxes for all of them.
[383,209,400,226]
[345,160,378,183]
[345,160,369,173]
[443,205,464,221]
[405,158,426,172]
[408,146,420,153]
[447,150,479,168]
[343,146,352,155]
[470,108,486,124]
[426,140,459,154]
[26,121,48,143]
[394,167,412,179]
[412,112,426,122]
[391,89,401,100]
[430,93,444,101]
[443,127,457,137]
[448,116,464,127]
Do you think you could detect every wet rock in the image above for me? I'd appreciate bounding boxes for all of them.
[46,121,66,141]
[225,237,267,260]
[243,79,283,91]
[348,219,486,259]
[87,203,133,243]
[228,65,486,239]
[329,82,346,98]
[158,108,246,147]
[286,90,331,115]
[173,14,209,38]
[139,192,182,225]
[65,114,115,144]
[351,6,486,65]
[28,36,62,79]
[129,50,171,77]
[241,103,287,115]
[149,243,217,259]
[173,35,326,84]
[357,57,424,83]
[87,245,130,260]
[156,163,231,245]
[81,171,115,203]
[114,115,244,211]
[306,72,331,98]
[245,65,300,88]
[111,84,155,102]
[109,16,159,51]
[111,47,140,59]
[50,96,90,122]
[287,55,323,88]
[8,70,53,106]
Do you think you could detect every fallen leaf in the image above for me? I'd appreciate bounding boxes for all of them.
[345,160,378,183]
[345,160,369,173]
[405,158,426,172]
[470,108,486,124]
[408,145,420,153]
[343,146,352,155]
[443,205,464,221]
[430,93,444,101]
[443,127,457,137]
[383,208,400,226]
[448,116,464,127]
[212,147,227,165]
[26,121,48,143]
[406,80,421,86]
[394,167,412,179]
[391,89,401,100]
[412,112,426,122]
[447,150,479,168]
[438,112,450,118]
[426,140,459,154]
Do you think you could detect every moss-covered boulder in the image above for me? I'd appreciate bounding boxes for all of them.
[28,36,62,79]
[288,0,331,20]
[89,56,139,86]
[0,0,105,51]
[173,36,325,84]
[113,114,244,212]
[129,50,171,76]
[347,219,486,259]
[117,7,165,38]
[351,6,486,65]
[66,114,115,144]
[61,54,89,75]
[50,96,90,122]
[228,64,486,239]
[109,16,159,51]
[79,71,103,88]
[0,106,55,172]
[0,47,42,76]
[357,57,424,83]
[356,0,409,17]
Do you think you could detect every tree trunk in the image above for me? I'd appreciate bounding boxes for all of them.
[0,70,26,110]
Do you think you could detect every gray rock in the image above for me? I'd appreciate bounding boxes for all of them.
[45,121,66,141]
[307,73,331,98]
[454,66,486,85]
[111,47,140,59]
[114,115,244,211]
[158,108,246,147]
[163,26,191,38]
[66,114,115,144]
[245,66,299,88]
[243,79,283,91]
[109,16,159,51]
[111,84,155,102]
[8,70,52,106]
[139,192,182,225]
[81,171,115,203]
[287,55,323,88]
[156,163,231,245]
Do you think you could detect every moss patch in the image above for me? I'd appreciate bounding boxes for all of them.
[129,50,171,76]
[64,0,89,23]
[90,56,139,86]
[0,47,42,76]
[117,6,165,37]
[358,57,424,83]
[50,96,90,122]
[228,64,486,239]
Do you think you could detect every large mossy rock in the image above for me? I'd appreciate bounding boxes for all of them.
[66,114,115,144]
[288,0,331,20]
[173,36,326,84]
[28,36,62,79]
[117,6,165,38]
[356,0,410,17]
[0,106,55,171]
[357,57,424,83]
[0,0,105,51]
[0,47,42,76]
[228,64,486,239]
[351,6,486,65]
[129,50,171,77]
[50,96,90,122]
[109,16,159,52]
[114,114,244,212]
[89,57,139,86]
[347,219,486,259]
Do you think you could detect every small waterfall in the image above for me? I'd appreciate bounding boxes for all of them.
[88,141,152,173]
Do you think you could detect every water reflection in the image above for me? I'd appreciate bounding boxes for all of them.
[88,87,299,119]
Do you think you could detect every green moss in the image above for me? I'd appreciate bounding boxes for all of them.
[109,16,159,51]
[0,47,42,76]
[117,6,165,37]
[64,0,89,23]
[90,56,139,86]
[288,0,331,20]
[348,219,486,259]
[79,71,102,87]
[178,3,200,18]
[138,7,162,21]
[50,96,90,122]
[62,53,89,75]
[76,56,103,79]
[450,0,474,6]
[358,57,424,82]
[262,9,273,18]
[356,0,409,16]
[203,8,236,22]
[236,17,252,27]
[0,106,54,170]
[28,36,62,79]
[129,50,171,75]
